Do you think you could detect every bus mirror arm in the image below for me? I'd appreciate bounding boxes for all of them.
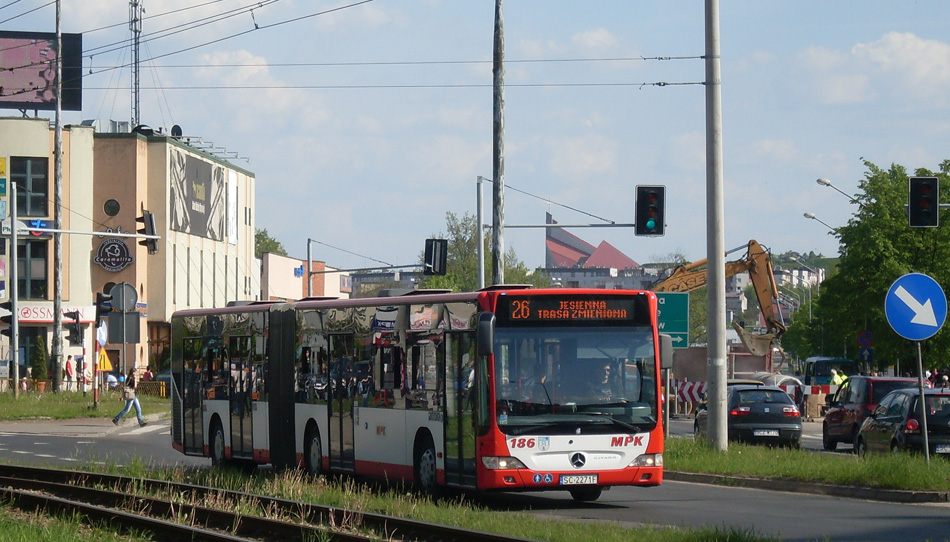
[658,334,673,369]
[476,312,495,357]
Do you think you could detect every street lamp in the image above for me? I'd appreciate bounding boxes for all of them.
[816,178,858,204]
[803,212,835,232]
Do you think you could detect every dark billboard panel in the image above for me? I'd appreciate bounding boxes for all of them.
[169,148,227,242]
[0,31,82,111]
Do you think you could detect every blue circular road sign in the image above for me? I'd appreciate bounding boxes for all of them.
[885,273,948,341]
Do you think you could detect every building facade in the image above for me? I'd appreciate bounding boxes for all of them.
[0,117,259,381]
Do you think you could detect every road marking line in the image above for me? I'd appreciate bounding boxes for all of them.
[128,424,165,435]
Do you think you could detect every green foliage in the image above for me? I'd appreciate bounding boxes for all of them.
[806,161,950,373]
[419,212,547,292]
[30,335,48,381]
[0,391,170,419]
[255,228,288,258]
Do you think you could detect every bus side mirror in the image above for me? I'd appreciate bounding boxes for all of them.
[476,312,494,358]
[659,334,673,369]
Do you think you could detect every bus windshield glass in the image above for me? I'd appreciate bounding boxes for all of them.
[493,326,657,435]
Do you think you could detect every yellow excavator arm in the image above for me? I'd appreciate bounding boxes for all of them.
[651,240,786,355]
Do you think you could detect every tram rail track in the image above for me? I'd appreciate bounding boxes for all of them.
[0,463,537,542]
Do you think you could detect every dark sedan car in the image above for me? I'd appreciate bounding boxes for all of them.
[694,384,802,448]
[855,387,950,456]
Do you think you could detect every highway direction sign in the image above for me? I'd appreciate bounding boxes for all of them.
[656,292,689,348]
[885,273,947,341]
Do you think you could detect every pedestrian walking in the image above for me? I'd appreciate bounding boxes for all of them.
[113,369,147,427]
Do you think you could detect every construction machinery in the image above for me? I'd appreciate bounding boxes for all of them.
[652,239,786,357]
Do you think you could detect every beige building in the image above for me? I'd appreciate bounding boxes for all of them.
[0,117,94,379]
[0,117,259,381]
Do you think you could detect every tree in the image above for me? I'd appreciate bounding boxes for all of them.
[419,212,546,291]
[31,335,48,382]
[255,229,287,258]
[809,160,950,374]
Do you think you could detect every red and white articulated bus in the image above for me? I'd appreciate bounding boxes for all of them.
[170,287,671,501]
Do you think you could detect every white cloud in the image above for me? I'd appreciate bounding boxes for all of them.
[548,134,618,177]
[793,32,950,107]
[571,28,619,53]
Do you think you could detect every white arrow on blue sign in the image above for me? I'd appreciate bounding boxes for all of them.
[885,273,947,341]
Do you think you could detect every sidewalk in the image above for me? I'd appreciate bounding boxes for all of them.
[0,414,161,437]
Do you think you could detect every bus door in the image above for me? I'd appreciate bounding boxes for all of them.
[444,332,477,487]
[328,334,356,470]
[181,337,204,455]
[229,336,252,459]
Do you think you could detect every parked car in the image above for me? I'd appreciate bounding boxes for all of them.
[822,376,920,451]
[694,384,802,448]
[855,387,950,456]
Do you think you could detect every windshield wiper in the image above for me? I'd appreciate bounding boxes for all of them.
[583,411,642,433]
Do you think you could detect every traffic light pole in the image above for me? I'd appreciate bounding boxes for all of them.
[8,184,17,398]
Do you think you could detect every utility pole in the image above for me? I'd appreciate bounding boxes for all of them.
[52,0,64,393]
[705,0,728,451]
[491,0,505,285]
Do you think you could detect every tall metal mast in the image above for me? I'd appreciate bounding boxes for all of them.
[130,0,144,126]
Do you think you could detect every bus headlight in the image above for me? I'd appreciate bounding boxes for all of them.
[629,453,663,467]
[482,456,528,470]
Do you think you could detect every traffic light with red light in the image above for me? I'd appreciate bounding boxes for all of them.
[908,177,939,228]
[635,185,666,236]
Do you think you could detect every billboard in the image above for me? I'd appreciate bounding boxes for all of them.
[169,148,228,241]
[0,31,82,111]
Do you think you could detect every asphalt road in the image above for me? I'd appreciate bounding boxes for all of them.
[1,417,948,542]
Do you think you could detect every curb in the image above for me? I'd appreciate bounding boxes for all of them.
[665,470,950,504]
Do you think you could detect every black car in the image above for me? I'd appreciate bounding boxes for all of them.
[694,384,802,448]
[855,387,950,456]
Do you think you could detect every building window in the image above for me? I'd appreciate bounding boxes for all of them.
[17,239,48,300]
[10,157,49,217]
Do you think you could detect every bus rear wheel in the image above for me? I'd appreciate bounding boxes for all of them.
[415,435,439,496]
[304,424,323,476]
[210,419,227,467]
[569,486,603,502]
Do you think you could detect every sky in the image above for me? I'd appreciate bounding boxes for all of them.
[4,1,950,272]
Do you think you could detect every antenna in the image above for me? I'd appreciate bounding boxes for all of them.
[130,0,144,126]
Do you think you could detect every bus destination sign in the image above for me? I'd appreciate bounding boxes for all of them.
[497,295,647,327]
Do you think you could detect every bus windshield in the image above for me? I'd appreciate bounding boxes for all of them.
[493,326,657,435]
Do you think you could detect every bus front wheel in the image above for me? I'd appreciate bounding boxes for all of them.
[569,486,603,502]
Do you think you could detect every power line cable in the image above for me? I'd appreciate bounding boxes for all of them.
[481,177,616,224]
[0,0,53,25]
[0,0,28,12]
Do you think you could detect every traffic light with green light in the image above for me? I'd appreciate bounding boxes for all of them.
[908,176,939,228]
[635,185,666,236]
